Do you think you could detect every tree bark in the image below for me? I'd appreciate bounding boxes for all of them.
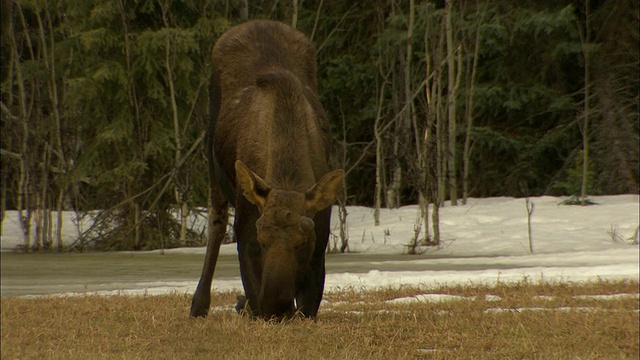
[117,0,145,248]
[436,19,446,206]
[424,5,441,245]
[405,0,415,147]
[12,4,33,251]
[310,0,324,42]
[463,3,486,205]
[374,76,388,226]
[164,27,188,246]
[580,0,591,206]
[445,0,458,206]
[291,0,299,29]
[56,189,65,251]
[239,0,248,20]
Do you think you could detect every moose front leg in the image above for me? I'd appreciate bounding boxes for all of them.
[295,256,326,318]
[190,188,229,318]
[295,207,332,318]
[234,206,263,317]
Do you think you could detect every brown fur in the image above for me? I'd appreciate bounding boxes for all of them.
[190,20,344,320]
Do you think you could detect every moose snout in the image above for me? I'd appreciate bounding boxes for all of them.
[258,276,296,319]
[258,245,299,319]
[259,292,295,320]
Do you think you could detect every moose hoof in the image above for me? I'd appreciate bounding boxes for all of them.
[235,294,250,315]
[190,293,210,318]
[190,306,208,318]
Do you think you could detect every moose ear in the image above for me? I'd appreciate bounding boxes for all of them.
[305,169,345,214]
[235,160,270,211]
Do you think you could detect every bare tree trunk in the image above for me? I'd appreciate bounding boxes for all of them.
[291,0,299,29]
[117,0,146,248]
[405,0,415,148]
[423,5,441,246]
[160,4,211,247]
[310,0,324,42]
[161,8,189,245]
[373,4,391,226]
[47,206,54,250]
[406,0,427,224]
[134,201,142,249]
[374,77,388,226]
[388,70,402,209]
[37,6,68,251]
[38,7,67,171]
[387,165,401,209]
[407,0,430,248]
[445,0,459,206]
[338,111,349,252]
[419,128,431,244]
[239,0,248,20]
[387,3,401,210]
[11,5,33,251]
[421,16,433,244]
[390,0,416,212]
[33,202,41,251]
[51,8,74,250]
[56,189,64,251]
[180,201,189,244]
[39,142,52,250]
[427,78,442,246]
[525,198,535,253]
[338,201,349,253]
[17,108,31,250]
[431,190,440,245]
[435,18,447,206]
[580,0,591,206]
[463,3,486,205]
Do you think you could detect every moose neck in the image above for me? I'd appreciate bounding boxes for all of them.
[264,103,316,192]
[253,69,323,193]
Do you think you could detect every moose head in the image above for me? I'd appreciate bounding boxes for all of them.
[235,160,344,319]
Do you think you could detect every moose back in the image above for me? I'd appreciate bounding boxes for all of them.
[190,20,344,320]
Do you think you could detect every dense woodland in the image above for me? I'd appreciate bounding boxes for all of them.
[1,0,638,251]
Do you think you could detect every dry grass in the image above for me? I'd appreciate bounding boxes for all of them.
[2,279,638,359]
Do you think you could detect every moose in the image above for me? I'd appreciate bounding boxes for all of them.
[190,20,344,320]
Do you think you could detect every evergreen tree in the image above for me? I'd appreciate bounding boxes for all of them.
[2,0,637,251]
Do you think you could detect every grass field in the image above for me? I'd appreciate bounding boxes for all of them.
[2,279,638,359]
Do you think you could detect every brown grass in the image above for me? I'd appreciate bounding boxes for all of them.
[2,279,638,359]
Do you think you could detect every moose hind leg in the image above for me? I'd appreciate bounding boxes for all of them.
[190,189,228,318]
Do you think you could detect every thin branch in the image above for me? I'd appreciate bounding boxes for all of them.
[316,5,355,54]
[310,0,324,42]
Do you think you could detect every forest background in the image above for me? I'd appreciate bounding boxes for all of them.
[1,0,638,251]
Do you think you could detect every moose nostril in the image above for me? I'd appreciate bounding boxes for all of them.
[300,217,314,232]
